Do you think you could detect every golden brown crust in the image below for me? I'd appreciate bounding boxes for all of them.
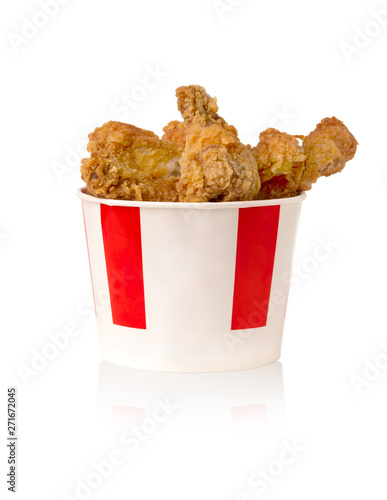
[161,120,186,147]
[175,85,238,136]
[80,91,358,202]
[81,121,182,201]
[300,117,358,191]
[251,118,358,198]
[175,85,260,202]
[251,128,306,199]
[255,170,304,199]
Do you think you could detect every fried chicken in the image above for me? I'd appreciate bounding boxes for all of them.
[251,128,307,199]
[299,117,358,191]
[81,121,182,201]
[175,85,260,202]
[161,120,186,147]
[176,85,238,135]
[251,117,358,198]
[80,88,358,203]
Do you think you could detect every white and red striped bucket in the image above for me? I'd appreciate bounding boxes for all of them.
[78,188,306,372]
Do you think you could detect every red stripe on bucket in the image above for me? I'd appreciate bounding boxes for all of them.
[231,206,280,330]
[101,205,146,329]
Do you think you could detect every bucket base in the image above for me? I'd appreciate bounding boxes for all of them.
[99,333,282,372]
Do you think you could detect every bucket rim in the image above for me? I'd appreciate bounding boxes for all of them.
[77,187,307,209]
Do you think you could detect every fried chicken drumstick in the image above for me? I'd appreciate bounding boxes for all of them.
[300,117,358,191]
[252,117,357,199]
[175,85,260,202]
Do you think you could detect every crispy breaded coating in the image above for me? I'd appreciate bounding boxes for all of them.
[81,121,182,201]
[251,128,307,199]
[161,120,186,147]
[175,85,260,202]
[251,118,358,198]
[80,89,358,203]
[176,85,238,135]
[299,117,358,191]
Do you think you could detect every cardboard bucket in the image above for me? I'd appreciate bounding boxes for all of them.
[78,188,306,372]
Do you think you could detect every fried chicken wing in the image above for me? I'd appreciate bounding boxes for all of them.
[175,85,260,202]
[81,121,182,201]
[251,128,307,199]
[299,117,358,191]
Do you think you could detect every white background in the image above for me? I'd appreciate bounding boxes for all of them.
[1,0,387,498]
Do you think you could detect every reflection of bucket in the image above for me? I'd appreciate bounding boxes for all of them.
[96,361,285,436]
[78,188,306,372]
